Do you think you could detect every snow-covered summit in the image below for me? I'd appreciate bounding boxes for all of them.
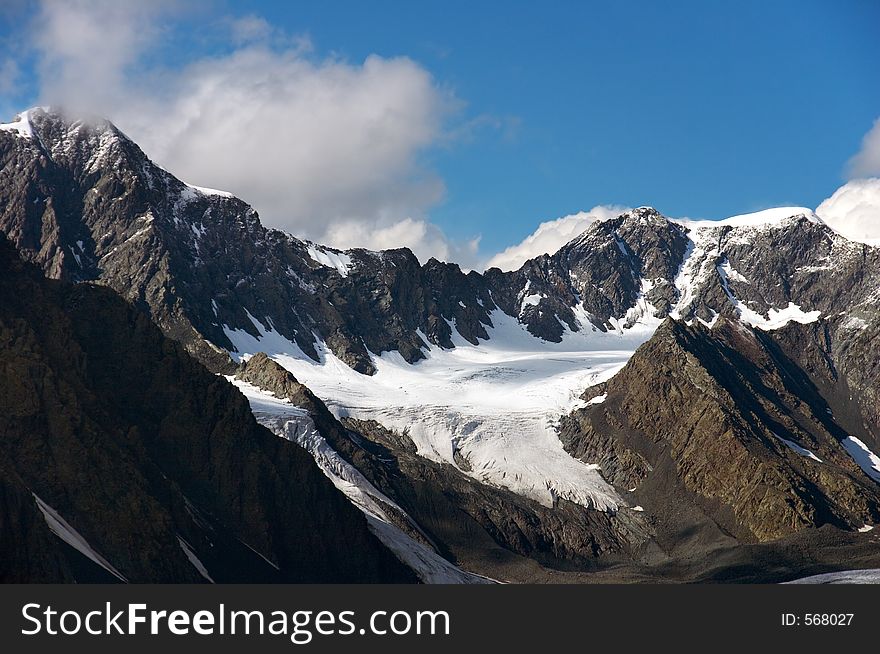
[0,107,48,138]
[181,182,236,199]
[0,106,124,141]
[620,206,669,224]
[675,206,821,230]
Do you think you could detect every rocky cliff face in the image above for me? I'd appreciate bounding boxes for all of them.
[0,236,414,582]
[560,318,880,544]
[10,110,879,380]
[5,111,880,372]
[484,208,690,339]
[0,108,498,374]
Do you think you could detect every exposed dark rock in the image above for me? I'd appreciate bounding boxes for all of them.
[560,318,880,544]
[0,236,415,583]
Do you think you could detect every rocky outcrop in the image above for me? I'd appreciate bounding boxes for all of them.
[560,318,880,544]
[485,207,690,339]
[0,109,500,373]
[0,237,415,582]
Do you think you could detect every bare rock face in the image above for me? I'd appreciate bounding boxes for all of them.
[0,109,501,374]
[483,208,690,340]
[0,237,414,583]
[560,318,880,544]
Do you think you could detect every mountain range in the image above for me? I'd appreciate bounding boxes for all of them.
[2,106,879,583]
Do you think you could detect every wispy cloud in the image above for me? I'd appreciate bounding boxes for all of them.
[0,57,18,95]
[483,205,630,271]
[848,117,880,178]
[25,1,489,267]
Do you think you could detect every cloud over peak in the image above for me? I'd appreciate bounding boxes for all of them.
[27,0,484,266]
[483,205,630,271]
[816,177,880,246]
[848,117,880,179]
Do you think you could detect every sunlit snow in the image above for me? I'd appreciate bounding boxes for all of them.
[225,205,833,514]
[231,378,488,583]
[306,244,353,277]
[183,182,234,198]
[675,206,819,230]
[0,108,44,138]
[841,436,880,483]
[224,308,663,511]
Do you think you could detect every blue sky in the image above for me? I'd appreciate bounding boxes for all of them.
[258,1,880,231]
[1,0,878,266]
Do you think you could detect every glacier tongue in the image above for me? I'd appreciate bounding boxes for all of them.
[231,378,488,584]
[224,309,658,512]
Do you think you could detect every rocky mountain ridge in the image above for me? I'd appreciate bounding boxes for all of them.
[3,107,880,582]
[6,109,879,379]
[0,235,414,582]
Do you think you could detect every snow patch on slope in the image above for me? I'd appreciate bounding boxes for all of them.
[33,494,127,582]
[772,433,822,463]
[185,183,234,198]
[718,260,749,284]
[0,108,46,138]
[231,378,486,584]
[519,280,545,315]
[608,278,661,333]
[739,302,821,331]
[306,244,353,277]
[841,436,880,483]
[177,536,214,583]
[715,256,821,330]
[786,569,880,584]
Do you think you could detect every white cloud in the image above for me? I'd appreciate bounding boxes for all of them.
[323,217,481,269]
[815,178,880,246]
[139,49,452,231]
[228,15,276,45]
[33,0,168,111]
[29,1,482,264]
[483,205,629,271]
[848,117,880,178]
